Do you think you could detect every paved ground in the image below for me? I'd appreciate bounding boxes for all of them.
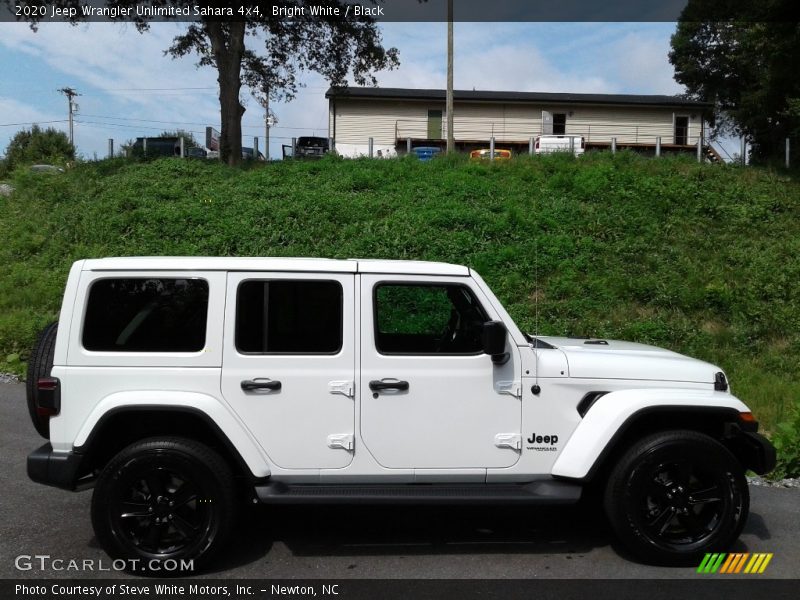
[1,382,798,579]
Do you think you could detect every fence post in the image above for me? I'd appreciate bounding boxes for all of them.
[655,136,661,158]
[179,136,185,158]
[696,134,702,163]
[743,137,748,165]
[406,137,412,154]
[368,137,374,158]
[329,137,334,155]
[529,136,534,156]
[786,137,791,169]
[490,137,495,161]
[611,137,616,154]
[143,137,147,157]
[253,137,259,160]
[569,136,575,154]
[108,139,113,158]
[292,137,296,158]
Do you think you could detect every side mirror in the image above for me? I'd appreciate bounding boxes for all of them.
[482,321,510,364]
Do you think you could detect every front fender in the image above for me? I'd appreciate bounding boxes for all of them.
[74,390,272,478]
[551,388,750,480]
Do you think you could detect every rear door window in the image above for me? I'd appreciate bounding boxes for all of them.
[236,280,343,354]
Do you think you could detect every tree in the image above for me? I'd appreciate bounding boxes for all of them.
[9,1,399,165]
[3,125,75,171]
[669,0,800,161]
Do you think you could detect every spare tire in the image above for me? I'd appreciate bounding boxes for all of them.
[26,321,58,439]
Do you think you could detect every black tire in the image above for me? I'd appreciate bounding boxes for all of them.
[91,437,236,574]
[25,321,58,439]
[604,429,749,566]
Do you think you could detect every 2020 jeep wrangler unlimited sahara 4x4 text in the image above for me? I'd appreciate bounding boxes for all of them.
[26,257,775,569]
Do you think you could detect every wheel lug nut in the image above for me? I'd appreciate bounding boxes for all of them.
[168,514,173,520]
[169,501,174,507]
[148,507,153,512]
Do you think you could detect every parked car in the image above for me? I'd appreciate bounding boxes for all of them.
[26,257,774,571]
[185,147,208,159]
[295,136,330,159]
[470,148,512,160]
[411,146,442,161]
[535,135,585,155]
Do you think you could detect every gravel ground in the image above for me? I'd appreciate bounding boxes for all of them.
[0,372,20,384]
[748,475,800,488]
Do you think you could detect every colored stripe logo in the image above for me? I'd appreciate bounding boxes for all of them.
[697,553,773,574]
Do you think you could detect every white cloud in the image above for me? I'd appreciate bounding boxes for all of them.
[607,30,685,95]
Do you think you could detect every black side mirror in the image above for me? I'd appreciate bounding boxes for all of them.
[482,321,510,364]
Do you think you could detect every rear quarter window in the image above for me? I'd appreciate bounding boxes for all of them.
[82,278,209,352]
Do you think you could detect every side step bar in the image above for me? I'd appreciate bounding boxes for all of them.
[255,480,582,505]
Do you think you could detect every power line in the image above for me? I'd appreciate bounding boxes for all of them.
[78,113,325,131]
[0,120,69,127]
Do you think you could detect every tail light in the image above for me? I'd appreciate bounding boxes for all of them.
[36,377,61,417]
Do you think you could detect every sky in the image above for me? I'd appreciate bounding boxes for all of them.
[0,21,688,160]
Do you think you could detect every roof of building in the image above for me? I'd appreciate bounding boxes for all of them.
[325,87,712,109]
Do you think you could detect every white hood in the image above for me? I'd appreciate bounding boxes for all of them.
[535,336,721,384]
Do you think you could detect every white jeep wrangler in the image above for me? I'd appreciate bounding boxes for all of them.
[27,257,775,569]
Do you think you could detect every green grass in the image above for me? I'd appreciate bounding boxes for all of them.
[1,152,798,431]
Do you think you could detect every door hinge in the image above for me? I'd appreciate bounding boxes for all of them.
[327,433,354,451]
[328,380,354,398]
[494,433,522,451]
[496,380,522,398]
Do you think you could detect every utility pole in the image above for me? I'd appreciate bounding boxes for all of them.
[446,0,454,154]
[58,87,79,146]
[257,85,271,161]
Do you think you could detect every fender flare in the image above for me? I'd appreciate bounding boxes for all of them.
[551,388,750,480]
[74,390,272,478]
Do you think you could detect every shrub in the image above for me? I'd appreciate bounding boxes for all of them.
[770,401,800,479]
[3,125,75,172]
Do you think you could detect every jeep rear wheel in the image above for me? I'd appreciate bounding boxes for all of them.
[91,437,236,573]
[604,430,748,565]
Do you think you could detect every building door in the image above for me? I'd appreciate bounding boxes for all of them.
[427,109,443,139]
[542,110,553,135]
[675,116,689,145]
[553,113,567,135]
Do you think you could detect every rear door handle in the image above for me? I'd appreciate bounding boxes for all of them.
[369,379,409,392]
[241,379,282,392]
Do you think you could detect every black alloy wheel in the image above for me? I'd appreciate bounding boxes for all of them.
[91,437,236,572]
[604,429,748,565]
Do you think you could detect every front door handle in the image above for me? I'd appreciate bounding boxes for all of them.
[369,379,409,392]
[241,379,282,392]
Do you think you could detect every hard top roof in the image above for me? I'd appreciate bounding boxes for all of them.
[81,257,470,276]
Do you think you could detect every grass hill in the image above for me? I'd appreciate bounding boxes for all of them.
[1,152,798,431]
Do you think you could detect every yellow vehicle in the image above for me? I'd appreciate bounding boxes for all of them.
[470,148,512,160]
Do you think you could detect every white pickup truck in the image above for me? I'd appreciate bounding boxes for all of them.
[535,135,586,155]
[26,257,774,570]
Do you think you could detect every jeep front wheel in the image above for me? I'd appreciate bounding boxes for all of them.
[604,429,748,565]
[91,437,236,572]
